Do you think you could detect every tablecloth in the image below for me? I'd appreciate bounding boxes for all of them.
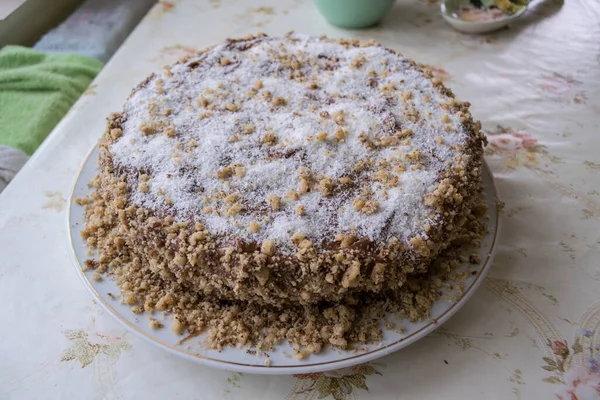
[1,0,599,399]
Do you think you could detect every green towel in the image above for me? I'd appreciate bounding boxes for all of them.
[0,46,103,155]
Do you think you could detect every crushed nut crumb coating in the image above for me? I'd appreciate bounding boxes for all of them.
[81,33,486,306]
[80,182,487,352]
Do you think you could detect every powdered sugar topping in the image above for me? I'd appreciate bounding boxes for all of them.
[109,34,472,253]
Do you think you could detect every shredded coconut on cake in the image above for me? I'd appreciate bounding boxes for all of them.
[109,33,471,253]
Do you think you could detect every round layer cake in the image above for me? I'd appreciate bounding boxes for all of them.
[88,33,485,306]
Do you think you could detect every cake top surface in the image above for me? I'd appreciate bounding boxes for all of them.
[109,33,474,253]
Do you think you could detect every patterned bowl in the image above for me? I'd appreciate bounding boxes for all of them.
[440,0,528,34]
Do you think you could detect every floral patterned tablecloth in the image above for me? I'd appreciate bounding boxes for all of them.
[1,0,599,399]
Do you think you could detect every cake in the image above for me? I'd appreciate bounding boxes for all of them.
[79,33,486,349]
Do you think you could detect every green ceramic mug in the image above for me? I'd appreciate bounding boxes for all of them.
[314,0,396,29]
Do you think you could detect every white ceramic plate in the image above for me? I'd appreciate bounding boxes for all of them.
[68,146,500,375]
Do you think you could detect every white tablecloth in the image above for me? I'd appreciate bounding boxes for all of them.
[1,0,599,399]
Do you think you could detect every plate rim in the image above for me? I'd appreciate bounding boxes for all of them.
[67,145,501,375]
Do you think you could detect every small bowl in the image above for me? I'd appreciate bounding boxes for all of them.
[314,0,396,29]
[440,0,527,34]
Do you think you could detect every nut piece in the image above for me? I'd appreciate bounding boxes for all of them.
[339,177,352,184]
[254,268,270,286]
[139,122,157,135]
[224,193,239,206]
[224,103,238,112]
[217,166,233,179]
[379,135,397,147]
[242,123,256,134]
[172,316,186,335]
[435,135,444,144]
[295,204,305,216]
[261,239,275,256]
[299,178,310,194]
[287,190,299,201]
[174,254,186,266]
[298,239,313,250]
[336,233,357,249]
[123,293,137,305]
[332,110,345,125]
[234,166,246,178]
[410,236,430,256]
[262,90,272,101]
[226,202,243,216]
[220,57,231,66]
[396,128,413,138]
[253,80,263,90]
[197,97,210,107]
[353,197,366,211]
[350,56,367,68]
[249,221,260,233]
[149,319,163,329]
[334,127,347,141]
[267,194,281,211]
[110,128,122,140]
[189,231,206,245]
[291,232,305,244]
[272,96,287,106]
[371,263,385,284]
[316,132,328,141]
[394,163,406,174]
[297,167,312,178]
[361,199,379,215]
[374,169,399,187]
[318,177,333,196]
[261,131,277,145]
[341,261,361,288]
[406,149,421,162]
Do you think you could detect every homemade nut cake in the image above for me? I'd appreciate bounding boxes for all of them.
[79,33,486,349]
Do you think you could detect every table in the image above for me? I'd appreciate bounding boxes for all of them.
[1,0,599,398]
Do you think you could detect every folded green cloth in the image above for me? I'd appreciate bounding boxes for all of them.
[0,46,103,155]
